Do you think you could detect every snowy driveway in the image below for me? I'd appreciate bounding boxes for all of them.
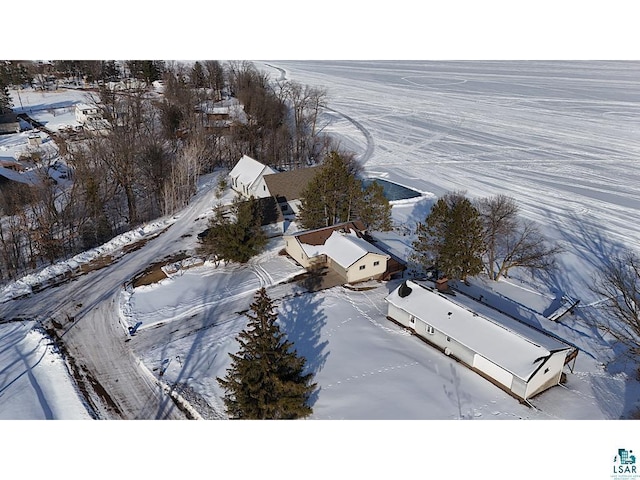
[0,175,226,419]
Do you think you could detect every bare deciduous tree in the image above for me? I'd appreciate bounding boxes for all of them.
[591,251,640,362]
[491,219,562,280]
[477,194,561,280]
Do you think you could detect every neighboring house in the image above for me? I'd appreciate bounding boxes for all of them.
[284,221,396,284]
[263,166,321,216]
[0,113,20,134]
[202,107,231,129]
[197,99,245,133]
[75,103,101,124]
[228,155,277,199]
[385,280,578,401]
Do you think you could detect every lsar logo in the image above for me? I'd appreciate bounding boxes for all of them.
[612,449,639,479]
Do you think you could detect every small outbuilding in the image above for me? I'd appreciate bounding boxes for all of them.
[385,280,578,401]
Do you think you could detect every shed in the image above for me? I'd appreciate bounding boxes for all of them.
[385,280,577,401]
[228,155,277,199]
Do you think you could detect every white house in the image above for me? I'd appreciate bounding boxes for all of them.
[228,155,277,199]
[284,222,393,284]
[385,280,578,401]
[75,103,101,124]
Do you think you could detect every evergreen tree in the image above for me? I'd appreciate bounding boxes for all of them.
[190,61,206,88]
[198,195,267,263]
[298,151,392,230]
[0,66,12,114]
[412,192,484,282]
[0,83,11,114]
[101,61,121,82]
[217,288,316,419]
[359,181,393,231]
[126,60,164,83]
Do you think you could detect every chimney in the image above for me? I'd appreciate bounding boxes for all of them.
[435,277,449,293]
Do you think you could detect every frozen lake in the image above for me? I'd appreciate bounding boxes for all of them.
[266,60,640,303]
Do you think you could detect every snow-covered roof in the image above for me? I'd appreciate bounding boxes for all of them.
[301,230,389,268]
[0,166,37,185]
[228,155,277,189]
[385,280,573,382]
[75,103,98,111]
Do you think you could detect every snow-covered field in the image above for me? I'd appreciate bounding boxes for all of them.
[2,60,640,478]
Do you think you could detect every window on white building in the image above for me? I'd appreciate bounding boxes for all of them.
[359,265,366,270]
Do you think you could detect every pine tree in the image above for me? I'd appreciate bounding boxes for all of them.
[298,151,392,230]
[198,195,267,263]
[359,181,393,231]
[0,83,11,114]
[217,288,316,419]
[190,61,206,88]
[0,67,12,114]
[412,192,484,282]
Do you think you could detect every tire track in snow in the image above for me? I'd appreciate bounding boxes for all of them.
[334,288,411,336]
[324,106,375,164]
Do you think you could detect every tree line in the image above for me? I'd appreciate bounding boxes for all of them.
[0,60,335,283]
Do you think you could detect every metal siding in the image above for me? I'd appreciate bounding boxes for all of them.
[388,304,412,328]
[525,351,567,399]
[473,354,514,388]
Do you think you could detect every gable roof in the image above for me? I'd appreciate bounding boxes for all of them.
[291,222,389,269]
[290,221,367,246]
[386,280,574,382]
[75,103,98,111]
[228,155,277,189]
[263,166,322,202]
[321,231,390,268]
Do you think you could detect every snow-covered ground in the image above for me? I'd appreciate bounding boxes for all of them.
[2,60,640,478]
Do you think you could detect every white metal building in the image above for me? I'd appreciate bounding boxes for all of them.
[385,280,577,401]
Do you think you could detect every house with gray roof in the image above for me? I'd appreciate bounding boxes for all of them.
[263,166,321,216]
